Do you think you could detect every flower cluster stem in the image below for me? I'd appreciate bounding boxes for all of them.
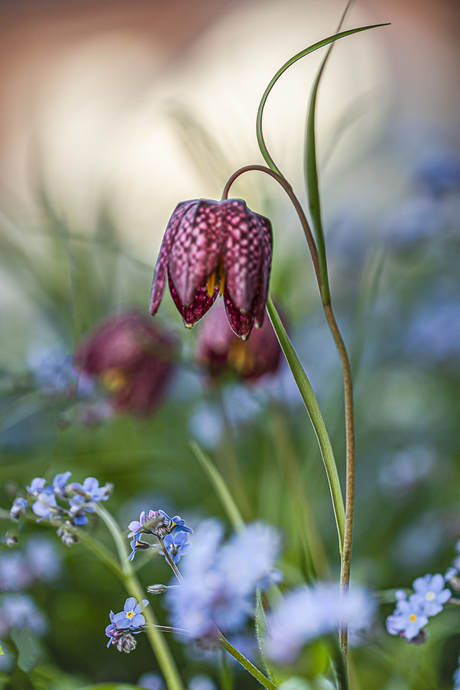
[96,505,185,690]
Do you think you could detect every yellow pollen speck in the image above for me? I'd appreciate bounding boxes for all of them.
[127,611,134,619]
[425,591,436,601]
[100,368,129,393]
[409,614,417,622]
[206,271,216,297]
[0,644,4,656]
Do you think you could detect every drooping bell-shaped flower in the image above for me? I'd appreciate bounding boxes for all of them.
[195,299,281,381]
[74,312,175,415]
[149,199,273,340]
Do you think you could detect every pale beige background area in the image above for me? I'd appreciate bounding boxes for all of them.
[0,0,458,258]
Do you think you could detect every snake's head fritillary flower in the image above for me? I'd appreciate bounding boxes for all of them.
[149,199,273,340]
[195,299,281,381]
[74,312,176,415]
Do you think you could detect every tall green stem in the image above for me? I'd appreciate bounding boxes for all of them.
[323,305,355,657]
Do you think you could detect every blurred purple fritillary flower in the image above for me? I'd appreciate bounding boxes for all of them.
[195,299,281,381]
[149,199,273,340]
[75,311,176,416]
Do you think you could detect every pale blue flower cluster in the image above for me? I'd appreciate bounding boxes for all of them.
[127,509,193,563]
[266,583,375,663]
[138,673,165,690]
[165,520,281,640]
[10,472,112,543]
[27,345,79,396]
[0,593,47,638]
[105,597,149,652]
[0,536,61,592]
[386,573,451,642]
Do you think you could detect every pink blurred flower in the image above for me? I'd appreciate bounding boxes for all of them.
[75,312,175,415]
[149,199,272,340]
[195,300,281,382]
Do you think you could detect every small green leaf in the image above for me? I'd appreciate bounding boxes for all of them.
[255,591,281,686]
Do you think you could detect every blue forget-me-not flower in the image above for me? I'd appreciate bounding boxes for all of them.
[266,583,375,663]
[105,597,149,653]
[165,520,281,641]
[386,572,451,643]
[127,509,193,562]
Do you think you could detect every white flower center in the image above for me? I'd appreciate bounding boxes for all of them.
[425,591,436,601]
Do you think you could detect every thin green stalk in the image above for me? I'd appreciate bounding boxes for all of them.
[323,304,355,658]
[158,536,184,583]
[222,165,321,289]
[219,635,277,690]
[304,1,354,305]
[96,506,185,690]
[189,440,246,534]
[266,298,345,553]
[256,23,390,179]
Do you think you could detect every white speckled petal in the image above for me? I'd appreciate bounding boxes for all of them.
[168,200,223,306]
[149,201,196,315]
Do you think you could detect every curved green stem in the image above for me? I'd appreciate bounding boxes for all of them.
[303,1,354,305]
[256,23,389,177]
[222,164,322,293]
[190,440,245,534]
[96,505,185,690]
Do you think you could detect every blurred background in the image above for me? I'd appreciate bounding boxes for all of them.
[1,0,460,688]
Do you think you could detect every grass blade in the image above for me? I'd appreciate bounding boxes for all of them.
[189,440,245,533]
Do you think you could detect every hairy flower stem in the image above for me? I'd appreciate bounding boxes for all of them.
[158,537,185,583]
[323,303,355,658]
[219,636,277,690]
[96,506,185,690]
[223,165,355,658]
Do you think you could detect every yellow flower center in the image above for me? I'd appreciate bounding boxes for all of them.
[126,611,134,619]
[206,257,226,298]
[99,368,130,393]
[425,591,436,601]
[409,614,418,622]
